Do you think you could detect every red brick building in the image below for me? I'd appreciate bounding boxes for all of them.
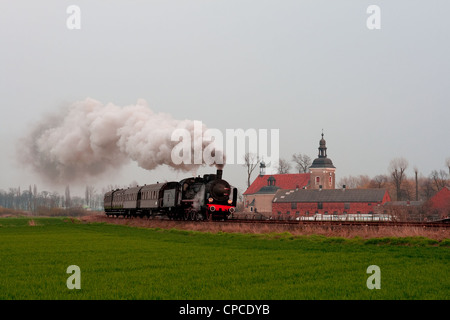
[272,188,391,219]
[428,186,450,218]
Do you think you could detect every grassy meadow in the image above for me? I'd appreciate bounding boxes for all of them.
[0,217,448,300]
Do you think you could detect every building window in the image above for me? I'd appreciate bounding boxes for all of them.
[291,202,297,209]
[315,176,320,184]
[317,202,323,209]
[329,176,332,186]
[344,203,350,210]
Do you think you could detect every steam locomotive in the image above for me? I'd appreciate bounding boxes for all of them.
[103,169,237,220]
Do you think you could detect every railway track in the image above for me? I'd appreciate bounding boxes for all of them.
[104,214,449,229]
[225,218,450,228]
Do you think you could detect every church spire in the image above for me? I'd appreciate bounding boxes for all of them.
[318,131,327,158]
[259,159,266,176]
[310,131,335,169]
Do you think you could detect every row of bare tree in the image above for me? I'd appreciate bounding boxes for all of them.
[339,157,450,201]
[0,180,149,214]
[0,185,104,213]
[243,153,312,187]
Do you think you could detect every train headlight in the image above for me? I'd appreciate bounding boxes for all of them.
[208,197,213,203]
[227,199,232,204]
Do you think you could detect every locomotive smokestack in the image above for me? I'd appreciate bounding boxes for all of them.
[216,169,223,180]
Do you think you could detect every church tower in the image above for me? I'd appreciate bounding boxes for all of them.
[309,132,336,189]
[259,160,266,176]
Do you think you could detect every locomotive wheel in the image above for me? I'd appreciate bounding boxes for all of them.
[193,212,202,221]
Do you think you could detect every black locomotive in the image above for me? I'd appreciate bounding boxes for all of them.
[103,169,237,220]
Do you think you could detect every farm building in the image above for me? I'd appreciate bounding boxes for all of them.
[272,187,391,219]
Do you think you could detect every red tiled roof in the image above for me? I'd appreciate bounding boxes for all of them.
[429,186,450,210]
[243,173,311,195]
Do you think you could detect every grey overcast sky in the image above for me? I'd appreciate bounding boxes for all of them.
[1,0,449,196]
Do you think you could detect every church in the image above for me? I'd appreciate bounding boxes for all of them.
[243,133,391,217]
[243,133,336,213]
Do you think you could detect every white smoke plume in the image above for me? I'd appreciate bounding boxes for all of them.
[18,98,225,185]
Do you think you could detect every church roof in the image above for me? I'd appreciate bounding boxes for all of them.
[243,173,310,195]
[310,132,335,168]
[310,157,335,168]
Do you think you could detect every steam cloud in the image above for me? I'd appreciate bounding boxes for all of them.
[18,98,224,185]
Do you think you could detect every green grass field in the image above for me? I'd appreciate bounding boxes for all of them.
[0,217,448,300]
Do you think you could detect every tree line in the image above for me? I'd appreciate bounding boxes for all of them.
[0,180,149,215]
[339,157,450,201]
[0,185,104,214]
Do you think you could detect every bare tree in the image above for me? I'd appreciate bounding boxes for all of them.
[292,153,312,173]
[421,177,436,200]
[446,157,450,176]
[277,158,291,174]
[370,174,388,189]
[338,175,371,189]
[389,157,409,200]
[430,170,448,191]
[85,185,96,208]
[65,185,71,209]
[33,184,37,214]
[243,153,260,188]
[28,185,32,211]
[413,167,419,201]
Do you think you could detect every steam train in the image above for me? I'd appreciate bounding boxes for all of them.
[103,169,237,220]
